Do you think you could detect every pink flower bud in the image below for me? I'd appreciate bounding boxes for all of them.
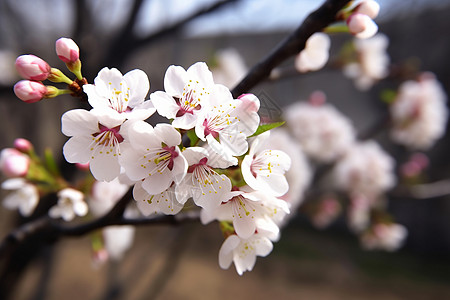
[15,55,51,81]
[0,148,30,177]
[14,80,47,103]
[14,138,33,153]
[354,0,380,19]
[347,13,378,39]
[55,37,80,63]
[75,162,90,171]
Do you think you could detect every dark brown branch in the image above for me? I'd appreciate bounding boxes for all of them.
[231,0,351,97]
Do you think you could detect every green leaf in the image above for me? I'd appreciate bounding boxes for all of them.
[380,89,397,104]
[248,121,285,138]
[44,148,60,177]
[186,129,199,147]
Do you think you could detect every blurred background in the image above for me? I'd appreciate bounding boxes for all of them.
[1,0,450,299]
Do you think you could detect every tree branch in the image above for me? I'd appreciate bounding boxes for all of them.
[103,0,238,68]
[231,0,351,97]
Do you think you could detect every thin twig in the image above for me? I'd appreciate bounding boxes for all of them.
[231,0,351,97]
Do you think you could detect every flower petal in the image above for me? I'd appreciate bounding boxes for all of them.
[61,109,99,137]
[123,69,150,107]
[164,65,187,97]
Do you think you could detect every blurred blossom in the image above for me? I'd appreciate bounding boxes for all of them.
[346,13,378,39]
[390,73,448,150]
[284,100,356,163]
[211,48,247,88]
[295,32,330,73]
[343,33,389,91]
[354,0,380,19]
[89,178,130,216]
[13,138,33,153]
[312,196,342,229]
[0,148,30,178]
[49,188,88,221]
[88,178,135,261]
[333,141,396,199]
[361,223,408,251]
[102,225,135,261]
[347,193,371,232]
[2,178,39,217]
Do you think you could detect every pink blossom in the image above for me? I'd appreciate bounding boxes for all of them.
[14,138,33,153]
[0,148,30,177]
[13,80,47,103]
[15,55,51,81]
[55,37,80,63]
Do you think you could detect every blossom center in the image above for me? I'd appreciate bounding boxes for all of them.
[175,81,203,117]
[107,82,130,113]
[92,124,124,147]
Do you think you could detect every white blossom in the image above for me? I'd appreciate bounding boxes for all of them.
[103,225,135,260]
[83,67,155,121]
[284,101,355,162]
[390,73,448,150]
[2,178,39,217]
[151,62,215,129]
[218,233,273,275]
[202,190,289,240]
[347,13,378,39]
[195,93,260,162]
[241,132,291,197]
[62,109,130,181]
[49,188,88,221]
[175,147,232,211]
[361,223,408,252]
[343,33,389,91]
[211,48,247,88]
[264,128,312,211]
[120,121,187,195]
[295,32,330,73]
[133,182,184,216]
[333,141,396,198]
[88,178,130,216]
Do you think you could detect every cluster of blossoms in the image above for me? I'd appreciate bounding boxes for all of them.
[294,0,380,76]
[4,37,295,275]
[2,0,448,277]
[284,92,405,250]
[389,73,448,150]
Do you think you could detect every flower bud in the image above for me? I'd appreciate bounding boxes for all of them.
[354,0,380,19]
[15,55,51,81]
[14,138,33,153]
[55,37,80,63]
[0,148,30,177]
[14,80,47,103]
[346,13,378,39]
